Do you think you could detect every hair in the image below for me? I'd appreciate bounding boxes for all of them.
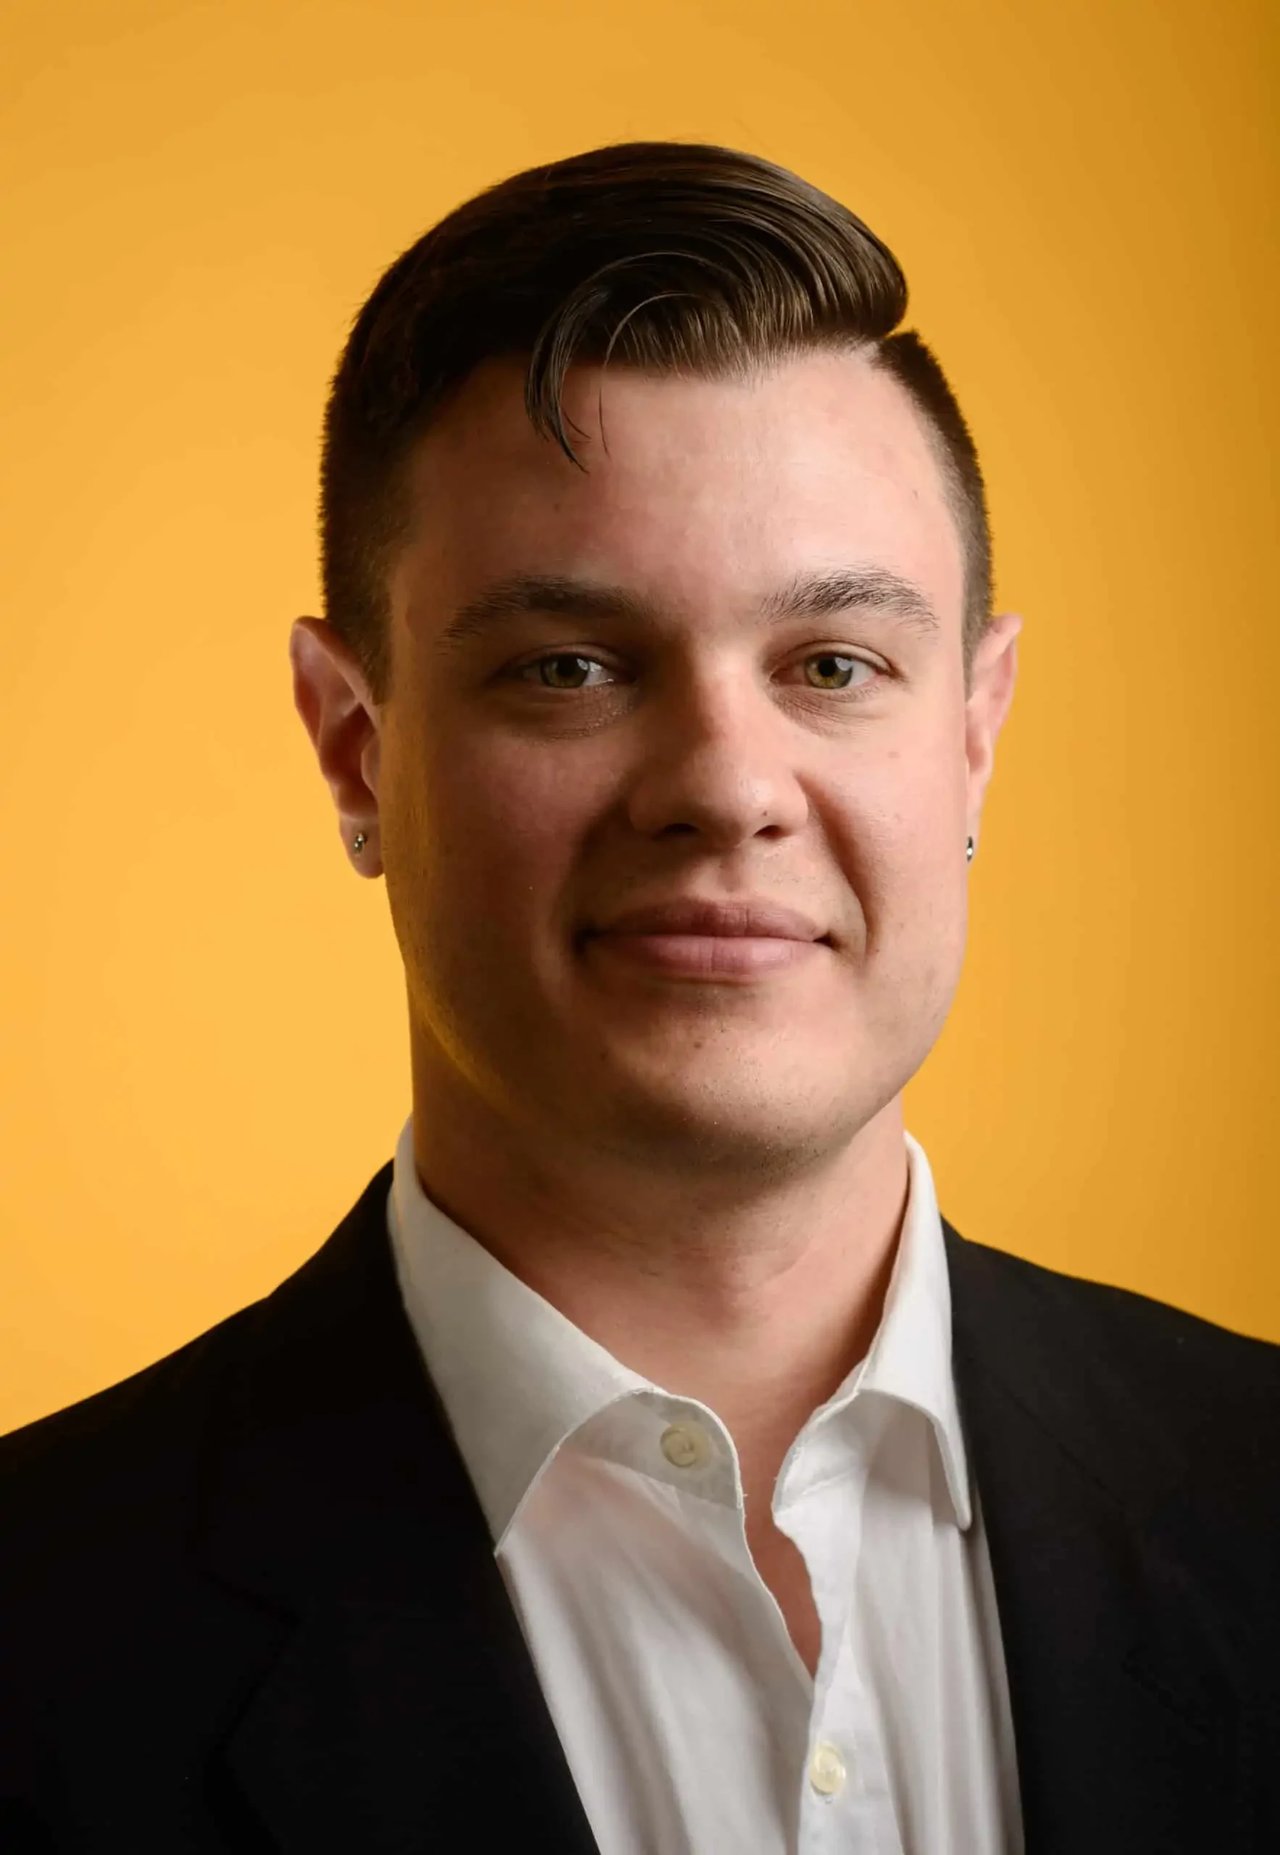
[319,140,994,708]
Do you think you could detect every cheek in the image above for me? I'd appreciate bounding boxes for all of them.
[838,764,959,874]
[423,741,581,924]
[830,772,966,962]
[877,740,967,868]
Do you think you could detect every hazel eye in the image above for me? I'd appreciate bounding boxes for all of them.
[803,653,876,692]
[529,654,605,690]
[509,649,886,698]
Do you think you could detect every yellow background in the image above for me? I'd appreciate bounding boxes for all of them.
[3,0,1277,1433]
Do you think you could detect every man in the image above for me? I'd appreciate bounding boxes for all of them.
[2,140,1277,1854]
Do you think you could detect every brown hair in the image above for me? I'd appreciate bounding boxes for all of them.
[319,140,993,706]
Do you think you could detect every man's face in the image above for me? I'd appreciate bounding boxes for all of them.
[357,349,1017,1177]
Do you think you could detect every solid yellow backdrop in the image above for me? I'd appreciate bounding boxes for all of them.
[2,0,1276,1432]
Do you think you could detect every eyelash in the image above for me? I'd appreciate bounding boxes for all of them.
[507,650,888,700]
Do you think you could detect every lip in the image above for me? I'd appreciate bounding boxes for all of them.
[589,898,828,942]
[588,932,826,980]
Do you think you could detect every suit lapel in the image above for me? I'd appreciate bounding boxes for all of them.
[944,1221,1255,1854]
[195,1161,602,1855]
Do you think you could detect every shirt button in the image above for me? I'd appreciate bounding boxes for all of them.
[808,1742,847,1797]
[660,1420,713,1469]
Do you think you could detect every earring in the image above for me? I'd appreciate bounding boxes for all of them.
[966,835,975,863]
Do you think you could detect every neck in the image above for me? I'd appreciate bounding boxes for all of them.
[410,1072,911,1462]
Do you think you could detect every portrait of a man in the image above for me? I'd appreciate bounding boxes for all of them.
[3,132,1277,1855]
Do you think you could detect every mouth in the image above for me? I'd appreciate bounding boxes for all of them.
[583,930,831,981]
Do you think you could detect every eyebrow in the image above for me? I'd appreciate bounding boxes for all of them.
[436,565,940,650]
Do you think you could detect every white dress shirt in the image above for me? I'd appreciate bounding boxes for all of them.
[387,1118,1024,1855]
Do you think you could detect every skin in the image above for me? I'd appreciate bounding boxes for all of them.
[290,349,1020,1607]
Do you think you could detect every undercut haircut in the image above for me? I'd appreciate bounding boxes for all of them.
[319,140,994,705]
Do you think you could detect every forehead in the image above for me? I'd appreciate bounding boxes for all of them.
[393,348,963,625]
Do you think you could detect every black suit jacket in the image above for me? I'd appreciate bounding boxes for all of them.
[2,1160,1278,1854]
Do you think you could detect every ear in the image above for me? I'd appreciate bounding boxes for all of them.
[964,611,1022,838]
[288,616,383,873]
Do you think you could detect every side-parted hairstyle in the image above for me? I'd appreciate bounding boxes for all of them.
[319,140,993,707]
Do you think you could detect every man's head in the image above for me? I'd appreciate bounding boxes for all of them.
[291,140,1019,1193]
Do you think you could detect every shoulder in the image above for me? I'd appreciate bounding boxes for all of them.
[0,1294,266,1582]
[0,1167,397,1578]
[945,1224,1280,1531]
[949,1225,1280,1391]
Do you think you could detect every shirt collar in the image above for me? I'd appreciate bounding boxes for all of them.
[387,1117,971,1547]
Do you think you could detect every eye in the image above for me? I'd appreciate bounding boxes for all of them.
[509,650,886,698]
[802,652,880,695]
